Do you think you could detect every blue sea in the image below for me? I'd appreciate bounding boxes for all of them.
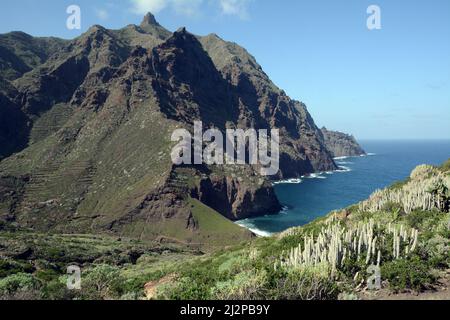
[237,140,450,236]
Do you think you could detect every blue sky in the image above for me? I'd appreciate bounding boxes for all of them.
[1,0,449,140]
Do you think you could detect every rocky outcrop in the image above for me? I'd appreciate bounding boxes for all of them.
[0,91,29,160]
[0,13,341,242]
[195,176,281,221]
[0,32,67,81]
[321,127,366,158]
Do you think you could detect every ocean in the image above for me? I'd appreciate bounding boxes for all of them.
[237,140,450,236]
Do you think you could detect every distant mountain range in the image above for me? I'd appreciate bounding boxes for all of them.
[0,13,364,244]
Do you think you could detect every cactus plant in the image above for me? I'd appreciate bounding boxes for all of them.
[277,219,419,275]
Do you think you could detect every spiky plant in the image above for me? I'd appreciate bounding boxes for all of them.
[276,218,419,277]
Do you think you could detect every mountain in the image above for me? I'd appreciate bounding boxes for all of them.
[321,127,366,158]
[140,159,447,300]
[0,13,342,244]
[1,160,448,300]
[0,31,67,81]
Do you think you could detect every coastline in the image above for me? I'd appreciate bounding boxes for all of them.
[236,153,375,236]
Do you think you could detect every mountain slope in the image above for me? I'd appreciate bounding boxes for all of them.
[135,160,449,300]
[0,31,67,81]
[0,13,339,243]
[1,160,446,300]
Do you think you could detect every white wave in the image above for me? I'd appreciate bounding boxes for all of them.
[306,173,327,179]
[335,160,354,165]
[273,178,303,185]
[236,220,272,237]
[336,166,352,173]
[335,152,376,160]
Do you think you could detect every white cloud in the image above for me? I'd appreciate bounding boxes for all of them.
[129,0,252,19]
[219,0,252,19]
[95,9,110,20]
[130,0,169,15]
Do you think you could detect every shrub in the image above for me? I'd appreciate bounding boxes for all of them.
[0,259,34,278]
[211,271,268,300]
[270,266,338,300]
[439,159,450,172]
[40,277,76,300]
[381,256,435,292]
[0,273,41,299]
[35,268,60,282]
[120,270,165,296]
[423,236,450,269]
[156,276,209,300]
[78,265,123,300]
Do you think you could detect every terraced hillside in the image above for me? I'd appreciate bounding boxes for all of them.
[0,13,344,243]
[1,160,447,300]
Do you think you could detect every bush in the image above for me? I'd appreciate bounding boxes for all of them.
[40,277,76,300]
[439,159,450,172]
[269,266,338,300]
[0,273,41,299]
[156,276,205,300]
[78,265,124,300]
[35,268,60,282]
[382,202,404,218]
[423,236,450,269]
[0,259,34,278]
[406,209,442,231]
[211,270,268,300]
[119,270,166,298]
[381,256,435,292]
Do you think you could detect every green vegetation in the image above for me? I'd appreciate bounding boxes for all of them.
[0,161,448,300]
[381,256,436,292]
[0,32,67,81]
[0,273,40,299]
[188,198,252,246]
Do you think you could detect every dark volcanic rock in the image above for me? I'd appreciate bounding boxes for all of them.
[196,176,281,221]
[0,31,67,81]
[321,127,366,158]
[141,12,160,28]
[0,14,342,243]
[0,90,30,160]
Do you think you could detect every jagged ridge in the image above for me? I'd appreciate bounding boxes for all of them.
[0,13,347,243]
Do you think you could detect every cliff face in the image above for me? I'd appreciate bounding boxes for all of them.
[0,13,337,242]
[321,127,366,158]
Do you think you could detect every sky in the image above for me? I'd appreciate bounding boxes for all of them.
[1,0,449,140]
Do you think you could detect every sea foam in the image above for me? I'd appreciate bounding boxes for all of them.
[236,220,273,237]
[273,178,302,185]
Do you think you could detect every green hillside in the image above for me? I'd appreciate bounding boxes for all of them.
[1,160,448,300]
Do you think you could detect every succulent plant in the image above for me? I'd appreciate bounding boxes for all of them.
[277,218,419,275]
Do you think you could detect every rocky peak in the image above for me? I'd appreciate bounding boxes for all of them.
[162,27,203,52]
[175,27,187,34]
[81,25,110,41]
[140,12,160,28]
[78,24,112,48]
